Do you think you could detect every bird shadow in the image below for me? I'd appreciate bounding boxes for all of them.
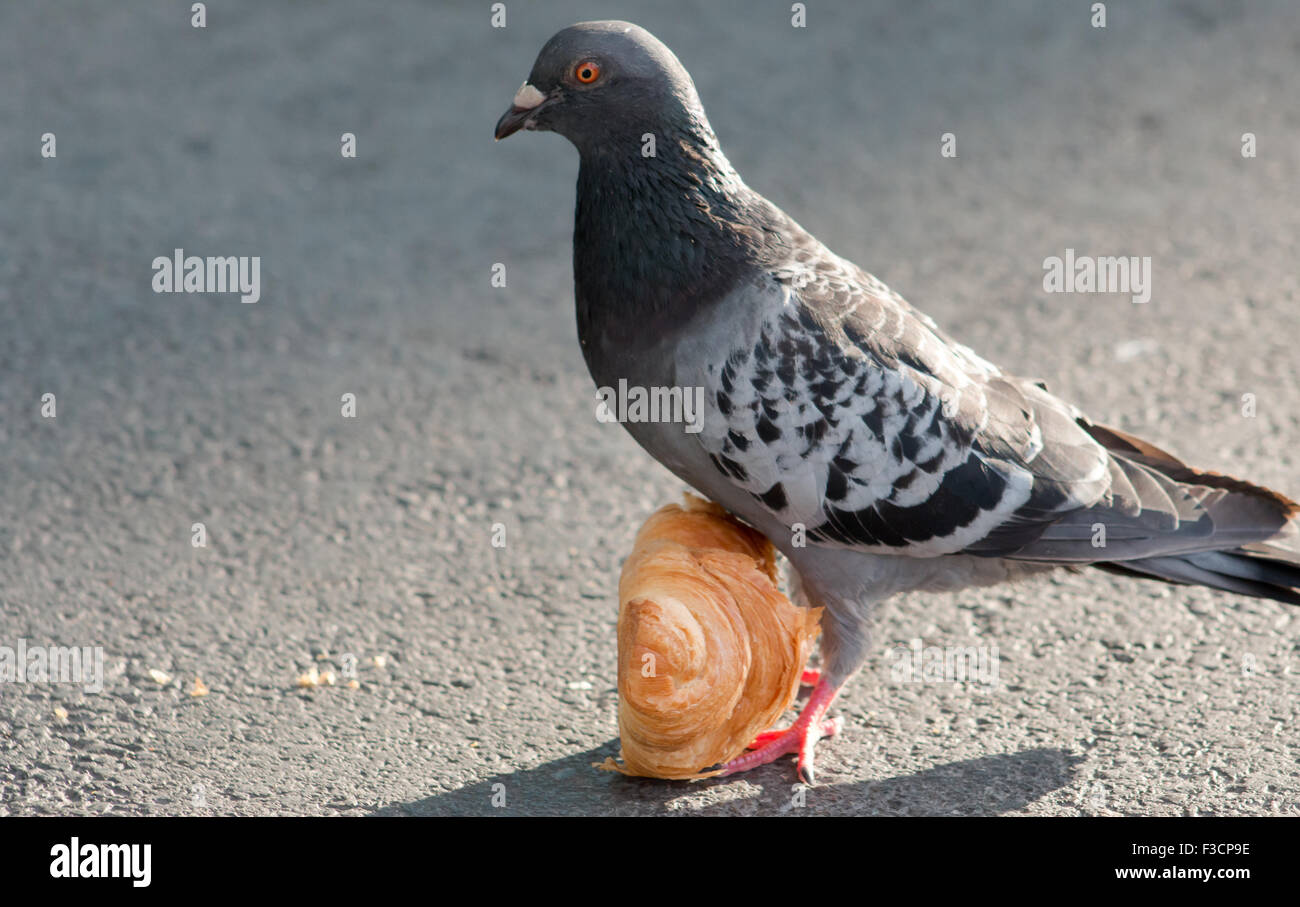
[375,742,1083,816]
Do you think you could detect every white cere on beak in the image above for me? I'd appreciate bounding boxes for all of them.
[512,82,546,110]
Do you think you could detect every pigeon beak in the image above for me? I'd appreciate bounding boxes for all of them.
[494,82,550,140]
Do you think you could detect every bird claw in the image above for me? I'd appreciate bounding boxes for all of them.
[747,717,842,750]
[718,679,841,783]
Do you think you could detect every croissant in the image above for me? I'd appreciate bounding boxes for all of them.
[598,495,821,779]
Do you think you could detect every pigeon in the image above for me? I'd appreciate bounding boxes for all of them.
[495,21,1300,782]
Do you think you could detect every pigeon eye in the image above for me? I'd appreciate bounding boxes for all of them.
[574,60,601,84]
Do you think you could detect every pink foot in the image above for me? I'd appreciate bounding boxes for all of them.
[720,679,842,784]
[747,718,842,749]
[800,668,821,686]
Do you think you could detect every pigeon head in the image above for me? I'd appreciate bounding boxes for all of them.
[495,21,774,368]
[494,21,709,153]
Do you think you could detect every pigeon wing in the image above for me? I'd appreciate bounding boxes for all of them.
[694,242,1116,558]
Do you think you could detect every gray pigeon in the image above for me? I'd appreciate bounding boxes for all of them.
[495,20,1300,782]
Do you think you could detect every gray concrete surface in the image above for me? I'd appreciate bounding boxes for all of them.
[1,0,1298,816]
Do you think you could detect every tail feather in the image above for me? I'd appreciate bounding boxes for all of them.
[1079,420,1300,605]
[1102,548,1300,606]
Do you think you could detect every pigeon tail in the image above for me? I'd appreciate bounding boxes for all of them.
[1083,422,1300,604]
[1099,548,1300,606]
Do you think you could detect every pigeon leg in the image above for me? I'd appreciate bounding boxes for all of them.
[746,718,842,749]
[719,678,842,783]
[799,668,821,686]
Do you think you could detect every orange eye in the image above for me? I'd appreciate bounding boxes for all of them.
[574,60,601,84]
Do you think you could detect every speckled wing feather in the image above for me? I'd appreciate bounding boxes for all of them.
[696,236,1122,558]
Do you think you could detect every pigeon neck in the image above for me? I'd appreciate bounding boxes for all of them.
[573,123,766,378]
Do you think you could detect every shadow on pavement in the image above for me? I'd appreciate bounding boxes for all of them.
[377,743,1083,816]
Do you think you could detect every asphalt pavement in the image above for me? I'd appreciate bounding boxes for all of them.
[2,0,1299,816]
